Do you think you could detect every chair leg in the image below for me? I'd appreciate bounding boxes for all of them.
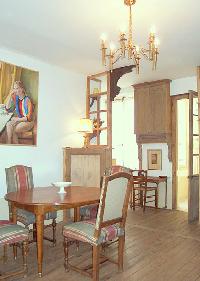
[155,188,158,208]
[140,191,144,207]
[132,189,135,210]
[13,244,17,260]
[52,219,56,246]
[22,240,28,277]
[143,190,147,212]
[33,223,37,242]
[64,238,69,272]
[118,236,125,272]
[92,245,100,281]
[3,245,7,263]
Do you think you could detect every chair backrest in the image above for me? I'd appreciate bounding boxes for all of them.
[5,165,34,193]
[132,173,148,190]
[94,172,132,237]
[105,165,133,176]
[132,169,147,177]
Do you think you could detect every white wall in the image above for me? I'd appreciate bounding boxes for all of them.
[0,47,85,219]
[171,76,197,96]
[142,143,172,209]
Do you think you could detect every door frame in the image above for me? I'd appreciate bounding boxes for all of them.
[171,93,189,209]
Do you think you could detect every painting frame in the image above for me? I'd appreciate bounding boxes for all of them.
[147,149,162,170]
[0,60,39,146]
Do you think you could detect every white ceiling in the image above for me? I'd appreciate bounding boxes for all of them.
[0,0,200,86]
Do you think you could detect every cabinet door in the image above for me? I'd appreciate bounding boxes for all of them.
[71,155,101,187]
[134,86,152,134]
[149,83,166,134]
[134,80,171,136]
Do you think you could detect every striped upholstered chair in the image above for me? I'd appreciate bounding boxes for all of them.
[5,165,57,245]
[0,220,29,279]
[63,172,132,281]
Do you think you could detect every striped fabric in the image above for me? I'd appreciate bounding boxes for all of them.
[80,204,99,220]
[17,209,35,225]
[0,222,29,246]
[63,220,124,246]
[0,220,10,225]
[16,209,56,225]
[13,94,34,121]
[5,165,33,193]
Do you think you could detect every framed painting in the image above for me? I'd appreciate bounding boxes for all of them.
[0,60,39,146]
[147,149,162,170]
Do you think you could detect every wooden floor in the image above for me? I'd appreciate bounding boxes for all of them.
[2,208,200,281]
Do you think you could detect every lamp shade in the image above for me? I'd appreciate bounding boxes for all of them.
[78,118,93,133]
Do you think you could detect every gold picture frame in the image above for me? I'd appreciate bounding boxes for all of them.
[147,149,162,170]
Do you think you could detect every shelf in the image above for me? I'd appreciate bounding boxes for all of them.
[90,91,107,98]
[89,110,108,114]
[93,127,107,131]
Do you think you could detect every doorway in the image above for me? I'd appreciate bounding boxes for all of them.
[112,91,138,169]
[176,98,189,212]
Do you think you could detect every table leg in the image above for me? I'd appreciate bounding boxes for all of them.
[36,214,44,277]
[74,207,80,222]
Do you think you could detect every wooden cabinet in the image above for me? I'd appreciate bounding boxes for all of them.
[63,147,112,187]
[133,79,171,144]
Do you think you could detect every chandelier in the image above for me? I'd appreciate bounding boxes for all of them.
[100,0,159,74]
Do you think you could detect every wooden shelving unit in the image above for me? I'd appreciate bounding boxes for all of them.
[86,71,112,147]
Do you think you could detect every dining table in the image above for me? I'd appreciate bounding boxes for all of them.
[5,185,100,277]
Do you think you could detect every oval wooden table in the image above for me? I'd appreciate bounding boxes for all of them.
[5,186,100,277]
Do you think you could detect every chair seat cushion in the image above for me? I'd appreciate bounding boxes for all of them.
[63,220,124,246]
[0,222,29,245]
[17,209,36,225]
[80,204,99,220]
[17,209,57,225]
[0,220,10,225]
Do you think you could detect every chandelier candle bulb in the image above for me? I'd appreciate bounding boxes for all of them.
[154,38,160,48]
[150,25,156,36]
[135,45,140,53]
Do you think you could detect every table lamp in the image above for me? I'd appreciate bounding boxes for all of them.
[78,118,93,148]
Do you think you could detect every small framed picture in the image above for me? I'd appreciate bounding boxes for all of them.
[147,149,162,170]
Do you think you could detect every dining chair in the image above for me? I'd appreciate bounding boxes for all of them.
[0,220,10,265]
[5,165,57,245]
[131,170,158,211]
[63,171,132,281]
[80,165,133,221]
[0,220,29,280]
